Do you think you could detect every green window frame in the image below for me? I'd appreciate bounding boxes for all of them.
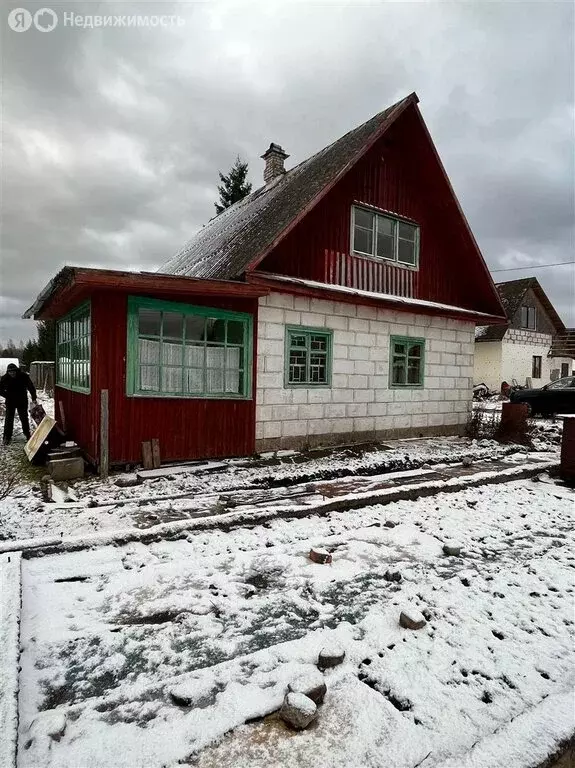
[284,326,333,387]
[126,296,253,399]
[390,335,425,388]
[56,301,91,393]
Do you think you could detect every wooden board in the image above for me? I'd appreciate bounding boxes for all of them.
[24,416,57,462]
[141,441,153,470]
[151,439,161,469]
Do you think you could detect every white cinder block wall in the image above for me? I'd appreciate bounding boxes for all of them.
[500,330,571,386]
[255,291,475,450]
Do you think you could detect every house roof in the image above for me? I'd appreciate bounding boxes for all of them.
[159,93,419,280]
[23,267,268,320]
[475,277,565,341]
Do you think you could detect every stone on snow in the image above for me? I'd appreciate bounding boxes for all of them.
[309,547,332,564]
[318,644,346,671]
[399,607,427,630]
[280,692,317,729]
[443,542,462,557]
[114,474,142,488]
[288,669,327,705]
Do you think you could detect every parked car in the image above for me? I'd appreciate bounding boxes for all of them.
[509,376,575,416]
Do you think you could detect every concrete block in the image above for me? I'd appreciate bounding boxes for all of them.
[284,310,302,325]
[349,346,369,361]
[354,417,375,432]
[298,403,325,420]
[333,359,354,376]
[349,318,369,332]
[353,389,375,403]
[263,421,282,439]
[293,296,310,311]
[268,292,294,309]
[258,306,285,323]
[346,403,367,418]
[300,312,325,327]
[308,389,332,404]
[353,360,375,376]
[263,355,284,373]
[47,457,84,481]
[333,330,355,346]
[356,305,377,320]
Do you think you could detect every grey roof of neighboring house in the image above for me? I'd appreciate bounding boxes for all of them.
[475,277,565,341]
[158,94,416,280]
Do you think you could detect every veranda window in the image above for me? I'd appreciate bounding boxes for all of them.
[127,297,252,398]
[390,336,425,387]
[56,302,91,393]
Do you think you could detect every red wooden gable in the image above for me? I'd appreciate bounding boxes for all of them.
[256,102,503,318]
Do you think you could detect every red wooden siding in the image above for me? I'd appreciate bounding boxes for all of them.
[56,290,258,466]
[260,106,502,316]
[54,386,99,463]
[324,249,417,297]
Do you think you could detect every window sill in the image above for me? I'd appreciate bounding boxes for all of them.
[56,384,90,395]
[351,251,419,271]
[126,392,252,401]
[284,383,332,389]
[389,383,425,390]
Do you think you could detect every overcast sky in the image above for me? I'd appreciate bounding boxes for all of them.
[1,0,574,343]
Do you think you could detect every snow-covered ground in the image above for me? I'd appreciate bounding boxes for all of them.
[16,479,575,768]
[0,423,563,544]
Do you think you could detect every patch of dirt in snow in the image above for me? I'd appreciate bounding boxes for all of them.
[16,480,575,768]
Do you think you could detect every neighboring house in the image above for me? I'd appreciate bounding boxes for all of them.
[474,277,572,391]
[24,92,506,467]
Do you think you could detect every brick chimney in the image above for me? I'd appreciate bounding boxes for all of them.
[261,143,289,183]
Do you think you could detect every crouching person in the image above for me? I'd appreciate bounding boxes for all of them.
[1,364,37,445]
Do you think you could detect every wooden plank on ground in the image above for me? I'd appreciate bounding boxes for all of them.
[137,461,227,480]
[24,416,57,462]
[151,439,161,469]
[142,441,153,470]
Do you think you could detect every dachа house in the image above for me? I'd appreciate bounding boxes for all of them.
[24,93,506,469]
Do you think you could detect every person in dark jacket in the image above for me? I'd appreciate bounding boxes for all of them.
[0,364,37,444]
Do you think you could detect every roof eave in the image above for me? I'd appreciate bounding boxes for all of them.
[249,272,508,325]
[24,267,269,320]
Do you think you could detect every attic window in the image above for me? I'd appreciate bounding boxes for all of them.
[352,206,419,267]
[520,305,537,330]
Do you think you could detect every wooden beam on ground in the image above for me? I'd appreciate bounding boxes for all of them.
[99,389,109,480]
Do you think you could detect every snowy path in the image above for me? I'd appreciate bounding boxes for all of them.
[0,433,560,544]
[16,479,575,768]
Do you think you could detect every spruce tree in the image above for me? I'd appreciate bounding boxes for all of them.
[215,156,252,214]
[37,320,56,361]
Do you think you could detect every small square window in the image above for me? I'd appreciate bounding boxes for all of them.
[285,327,332,387]
[390,336,425,387]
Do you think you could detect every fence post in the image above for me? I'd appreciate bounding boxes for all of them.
[100,389,109,479]
[560,415,575,486]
